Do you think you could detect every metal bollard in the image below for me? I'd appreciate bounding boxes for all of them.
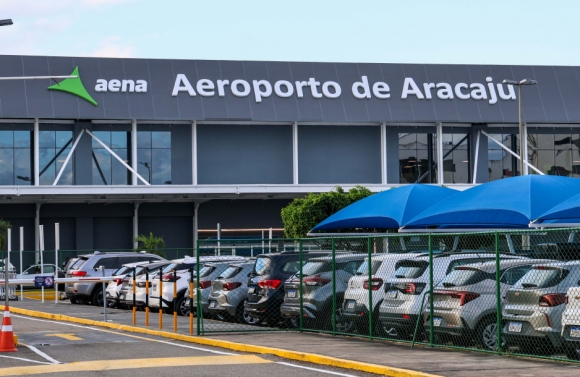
[189,268,194,334]
[173,269,177,332]
[102,267,107,322]
[158,266,163,330]
[132,268,137,326]
[145,270,149,327]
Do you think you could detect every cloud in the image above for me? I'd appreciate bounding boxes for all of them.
[90,37,135,58]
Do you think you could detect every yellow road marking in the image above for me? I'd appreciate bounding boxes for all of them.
[0,355,271,376]
[45,333,83,341]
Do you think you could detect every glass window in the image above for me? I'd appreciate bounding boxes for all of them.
[92,131,130,185]
[392,260,429,279]
[301,262,330,276]
[342,260,363,275]
[219,266,241,279]
[253,257,273,276]
[399,133,437,184]
[440,268,491,287]
[0,130,32,185]
[356,259,381,275]
[39,130,73,185]
[138,131,171,185]
[441,133,470,184]
[516,267,569,289]
[281,261,301,273]
[500,266,532,285]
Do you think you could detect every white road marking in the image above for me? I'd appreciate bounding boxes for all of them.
[0,355,52,365]
[21,343,61,364]
[11,313,236,355]
[276,362,360,377]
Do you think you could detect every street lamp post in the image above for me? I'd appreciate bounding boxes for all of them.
[139,162,152,184]
[502,78,537,176]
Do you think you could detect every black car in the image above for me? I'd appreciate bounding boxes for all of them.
[244,251,332,326]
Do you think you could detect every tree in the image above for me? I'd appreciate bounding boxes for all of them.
[134,232,166,258]
[0,219,11,251]
[281,186,372,238]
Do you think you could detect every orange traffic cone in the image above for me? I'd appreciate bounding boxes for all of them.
[0,307,17,352]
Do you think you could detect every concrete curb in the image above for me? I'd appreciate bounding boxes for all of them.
[2,305,443,377]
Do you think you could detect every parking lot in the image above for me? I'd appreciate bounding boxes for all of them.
[1,311,383,377]
[3,300,580,376]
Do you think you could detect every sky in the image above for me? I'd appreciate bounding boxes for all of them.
[0,0,579,66]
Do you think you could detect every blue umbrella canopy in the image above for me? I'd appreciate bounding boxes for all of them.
[537,192,580,223]
[311,185,458,231]
[406,175,580,229]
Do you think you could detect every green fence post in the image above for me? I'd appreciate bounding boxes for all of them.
[495,231,502,355]
[429,233,434,347]
[299,239,304,332]
[332,237,336,335]
[368,236,373,340]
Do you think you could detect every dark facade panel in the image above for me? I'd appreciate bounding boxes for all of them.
[199,199,290,230]
[94,217,133,250]
[139,216,193,249]
[197,124,293,184]
[298,125,381,184]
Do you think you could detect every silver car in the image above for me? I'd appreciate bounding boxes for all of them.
[503,261,580,355]
[206,261,256,323]
[379,252,524,339]
[427,258,555,350]
[185,259,249,316]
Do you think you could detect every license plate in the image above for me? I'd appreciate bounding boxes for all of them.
[248,286,255,294]
[433,317,442,327]
[347,301,355,309]
[571,326,580,338]
[509,322,522,333]
[209,300,217,309]
[386,290,398,299]
[287,289,297,298]
[152,284,157,290]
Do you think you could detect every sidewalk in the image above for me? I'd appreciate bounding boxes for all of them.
[4,300,580,377]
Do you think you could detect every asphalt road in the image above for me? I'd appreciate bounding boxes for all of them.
[1,314,378,377]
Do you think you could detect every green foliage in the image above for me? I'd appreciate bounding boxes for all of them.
[0,219,11,251]
[281,186,373,238]
[134,232,166,258]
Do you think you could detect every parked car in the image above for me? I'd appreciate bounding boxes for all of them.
[184,258,250,316]
[206,261,256,324]
[426,258,556,350]
[105,262,147,308]
[379,252,524,339]
[341,252,427,334]
[280,254,366,331]
[120,260,172,309]
[561,284,580,360]
[65,251,165,306]
[149,256,246,316]
[503,261,580,356]
[244,251,333,326]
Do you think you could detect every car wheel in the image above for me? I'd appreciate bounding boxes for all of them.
[328,307,355,333]
[70,297,79,305]
[565,346,580,360]
[107,300,116,309]
[176,296,189,317]
[91,287,105,307]
[241,303,262,325]
[478,318,506,351]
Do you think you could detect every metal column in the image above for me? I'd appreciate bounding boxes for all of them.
[33,118,39,186]
[192,121,197,185]
[436,122,444,184]
[133,203,140,249]
[292,122,299,184]
[193,202,200,256]
[380,122,387,184]
[131,119,138,185]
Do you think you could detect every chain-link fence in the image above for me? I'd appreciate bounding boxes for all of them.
[191,229,580,363]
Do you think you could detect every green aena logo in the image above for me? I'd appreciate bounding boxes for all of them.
[48,67,98,106]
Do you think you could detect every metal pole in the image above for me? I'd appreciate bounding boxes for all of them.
[472,130,481,184]
[53,129,84,185]
[131,119,138,185]
[33,118,39,186]
[55,223,59,304]
[368,236,373,339]
[299,239,304,332]
[518,85,524,176]
[269,228,273,252]
[217,223,221,256]
[428,233,434,346]
[132,268,137,325]
[4,228,10,308]
[189,268,194,334]
[102,266,107,322]
[145,270,149,326]
[196,240,202,335]
[331,237,336,335]
[173,269,177,332]
[39,225,44,303]
[495,232,502,354]
[19,227,23,301]
[158,266,163,329]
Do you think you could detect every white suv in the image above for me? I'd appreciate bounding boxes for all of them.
[341,253,425,334]
[149,256,246,316]
[562,284,580,359]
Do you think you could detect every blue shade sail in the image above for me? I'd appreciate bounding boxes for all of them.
[312,185,458,231]
[406,176,580,229]
[537,192,580,223]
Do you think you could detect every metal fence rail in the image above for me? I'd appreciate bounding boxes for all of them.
[194,228,580,363]
[0,272,17,300]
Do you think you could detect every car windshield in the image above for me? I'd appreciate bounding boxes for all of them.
[162,262,195,273]
[301,262,330,276]
[393,261,429,279]
[440,269,491,288]
[219,266,241,279]
[355,260,381,275]
[517,267,570,289]
[113,266,131,276]
[253,257,273,276]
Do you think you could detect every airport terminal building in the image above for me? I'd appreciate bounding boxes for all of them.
[1,55,580,251]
